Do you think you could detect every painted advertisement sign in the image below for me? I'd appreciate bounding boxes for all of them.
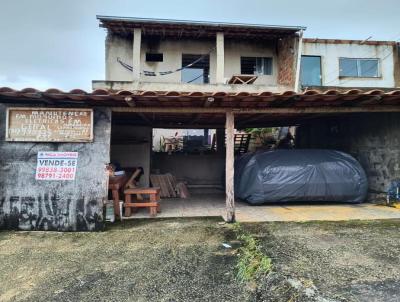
[6,108,93,142]
[35,151,78,180]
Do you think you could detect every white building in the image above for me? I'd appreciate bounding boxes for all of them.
[301,38,400,89]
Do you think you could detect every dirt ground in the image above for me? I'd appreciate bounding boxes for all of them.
[245,219,400,302]
[1,218,400,301]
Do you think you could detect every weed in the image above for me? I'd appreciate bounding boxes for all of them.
[233,223,272,282]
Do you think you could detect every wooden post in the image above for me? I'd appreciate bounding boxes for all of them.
[225,111,235,222]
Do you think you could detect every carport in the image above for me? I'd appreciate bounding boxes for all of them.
[109,88,400,221]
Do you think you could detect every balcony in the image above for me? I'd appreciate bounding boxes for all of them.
[92,80,292,93]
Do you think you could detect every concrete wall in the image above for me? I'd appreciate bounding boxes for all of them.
[302,41,396,88]
[151,153,225,186]
[296,113,400,194]
[224,39,278,86]
[104,33,279,86]
[110,125,152,187]
[394,44,400,87]
[93,80,291,93]
[0,105,111,231]
[105,33,133,82]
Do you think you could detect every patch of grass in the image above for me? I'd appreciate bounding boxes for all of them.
[232,222,272,282]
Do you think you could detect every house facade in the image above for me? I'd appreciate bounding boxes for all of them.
[93,16,304,93]
[300,38,400,89]
[1,16,400,232]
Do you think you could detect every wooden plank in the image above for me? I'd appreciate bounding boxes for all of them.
[165,173,177,197]
[159,175,171,197]
[125,202,158,207]
[225,111,235,222]
[150,174,170,198]
[112,105,400,114]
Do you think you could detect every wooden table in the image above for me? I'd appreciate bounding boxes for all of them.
[108,174,129,218]
[228,75,258,84]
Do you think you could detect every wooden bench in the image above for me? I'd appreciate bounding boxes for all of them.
[123,187,161,217]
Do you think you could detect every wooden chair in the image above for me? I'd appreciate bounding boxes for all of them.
[123,187,161,217]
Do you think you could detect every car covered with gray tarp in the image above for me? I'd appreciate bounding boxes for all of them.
[235,149,368,205]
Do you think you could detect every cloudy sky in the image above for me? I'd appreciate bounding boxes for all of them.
[1,0,399,91]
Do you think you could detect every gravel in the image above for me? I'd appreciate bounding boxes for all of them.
[1,218,400,301]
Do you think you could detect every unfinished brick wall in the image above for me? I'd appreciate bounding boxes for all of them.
[277,36,298,88]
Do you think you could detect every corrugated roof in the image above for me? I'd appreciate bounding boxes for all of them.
[97,15,305,39]
[97,15,306,31]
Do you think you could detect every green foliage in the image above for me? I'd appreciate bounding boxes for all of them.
[244,128,274,135]
[232,223,272,282]
[244,128,278,147]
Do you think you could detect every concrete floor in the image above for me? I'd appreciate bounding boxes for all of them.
[122,192,400,222]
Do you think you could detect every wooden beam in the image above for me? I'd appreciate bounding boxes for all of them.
[112,105,400,114]
[358,96,383,105]
[225,111,235,223]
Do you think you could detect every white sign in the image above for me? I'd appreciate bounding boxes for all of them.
[35,152,78,181]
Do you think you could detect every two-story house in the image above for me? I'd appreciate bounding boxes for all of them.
[93,16,305,93]
[2,16,400,231]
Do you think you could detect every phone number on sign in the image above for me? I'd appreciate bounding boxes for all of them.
[36,173,75,179]
[37,167,76,173]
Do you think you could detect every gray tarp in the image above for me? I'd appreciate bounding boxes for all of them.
[235,149,368,204]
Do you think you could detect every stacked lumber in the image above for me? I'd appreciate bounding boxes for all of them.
[150,173,177,198]
[150,173,190,198]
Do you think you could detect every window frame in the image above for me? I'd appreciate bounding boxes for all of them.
[240,56,273,76]
[300,55,323,87]
[181,54,210,84]
[339,57,381,78]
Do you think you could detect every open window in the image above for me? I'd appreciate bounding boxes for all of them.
[181,54,210,84]
[241,57,273,75]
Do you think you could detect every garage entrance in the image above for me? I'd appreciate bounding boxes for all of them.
[107,89,400,222]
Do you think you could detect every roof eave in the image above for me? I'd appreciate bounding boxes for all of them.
[96,15,306,32]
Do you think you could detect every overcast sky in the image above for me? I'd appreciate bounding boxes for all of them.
[1,0,400,91]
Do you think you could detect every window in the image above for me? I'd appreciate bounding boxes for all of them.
[339,58,379,78]
[181,54,210,84]
[181,68,205,84]
[241,57,273,75]
[146,53,163,62]
[300,56,322,86]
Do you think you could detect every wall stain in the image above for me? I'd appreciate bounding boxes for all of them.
[0,194,103,231]
[0,106,111,232]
